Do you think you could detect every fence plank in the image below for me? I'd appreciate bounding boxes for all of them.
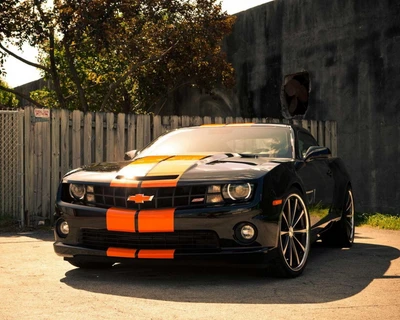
[24,107,34,224]
[181,115,191,127]
[106,113,114,161]
[136,115,145,150]
[83,112,93,165]
[41,115,51,219]
[71,110,82,168]
[60,109,70,176]
[170,115,179,130]
[203,116,212,124]
[116,113,126,160]
[153,115,163,140]
[50,109,61,224]
[34,122,43,217]
[127,114,136,151]
[95,112,104,162]
[143,115,151,146]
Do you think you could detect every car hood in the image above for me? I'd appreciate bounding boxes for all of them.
[63,153,286,185]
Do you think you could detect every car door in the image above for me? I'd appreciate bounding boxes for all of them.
[295,130,335,231]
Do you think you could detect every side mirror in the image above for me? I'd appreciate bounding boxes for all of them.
[124,150,139,160]
[304,146,331,162]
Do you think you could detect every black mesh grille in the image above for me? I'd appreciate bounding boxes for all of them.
[91,185,208,210]
[80,229,220,250]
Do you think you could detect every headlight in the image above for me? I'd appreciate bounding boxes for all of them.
[222,183,253,201]
[69,184,86,200]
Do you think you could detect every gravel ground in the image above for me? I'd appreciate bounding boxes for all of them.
[0,226,399,320]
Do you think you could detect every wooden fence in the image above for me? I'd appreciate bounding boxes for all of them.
[21,106,337,225]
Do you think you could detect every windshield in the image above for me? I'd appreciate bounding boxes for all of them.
[138,126,293,158]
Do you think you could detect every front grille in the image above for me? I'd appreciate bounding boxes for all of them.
[91,185,208,210]
[80,229,220,250]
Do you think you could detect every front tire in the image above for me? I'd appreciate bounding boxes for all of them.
[270,189,311,278]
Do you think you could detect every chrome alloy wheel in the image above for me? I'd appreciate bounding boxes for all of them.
[344,189,355,244]
[279,193,310,273]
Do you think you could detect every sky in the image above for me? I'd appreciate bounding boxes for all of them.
[2,0,272,88]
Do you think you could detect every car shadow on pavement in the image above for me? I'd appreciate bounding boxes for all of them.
[60,237,400,304]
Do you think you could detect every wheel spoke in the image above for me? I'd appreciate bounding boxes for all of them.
[282,210,290,228]
[282,235,290,255]
[293,209,305,228]
[346,199,352,212]
[293,234,306,252]
[291,238,300,266]
[292,198,298,225]
[287,199,292,227]
[294,228,307,234]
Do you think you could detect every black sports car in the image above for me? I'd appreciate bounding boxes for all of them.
[53,123,354,277]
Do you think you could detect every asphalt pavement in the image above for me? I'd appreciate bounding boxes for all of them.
[0,226,399,320]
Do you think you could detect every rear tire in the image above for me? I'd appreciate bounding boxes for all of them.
[269,189,311,278]
[322,188,355,247]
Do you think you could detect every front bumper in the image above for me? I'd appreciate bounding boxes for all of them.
[54,200,281,263]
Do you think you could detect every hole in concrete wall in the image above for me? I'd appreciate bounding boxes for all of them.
[281,72,310,118]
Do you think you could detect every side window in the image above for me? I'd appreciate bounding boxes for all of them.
[298,131,318,159]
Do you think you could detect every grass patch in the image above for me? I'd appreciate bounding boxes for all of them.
[355,212,400,230]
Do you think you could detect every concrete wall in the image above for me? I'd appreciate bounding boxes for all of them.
[223,0,400,213]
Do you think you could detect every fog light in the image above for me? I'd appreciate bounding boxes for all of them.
[57,220,69,238]
[241,225,255,240]
[234,222,258,244]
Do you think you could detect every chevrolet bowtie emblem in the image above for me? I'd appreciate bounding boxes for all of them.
[127,194,154,204]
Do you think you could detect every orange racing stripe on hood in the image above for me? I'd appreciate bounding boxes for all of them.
[110,155,172,187]
[111,155,207,188]
[141,155,207,187]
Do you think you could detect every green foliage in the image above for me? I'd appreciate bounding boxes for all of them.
[0,0,236,113]
[355,212,400,230]
[0,80,19,107]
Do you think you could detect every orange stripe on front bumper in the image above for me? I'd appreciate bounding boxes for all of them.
[107,247,137,258]
[106,248,175,259]
[138,209,175,232]
[106,208,136,232]
[138,249,175,259]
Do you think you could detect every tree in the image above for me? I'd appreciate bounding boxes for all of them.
[0,79,18,108]
[0,0,235,113]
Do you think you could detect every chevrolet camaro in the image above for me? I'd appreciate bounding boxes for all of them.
[53,123,354,277]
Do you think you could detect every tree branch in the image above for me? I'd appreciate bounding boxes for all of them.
[0,85,47,109]
[0,43,50,73]
[63,41,89,112]
[48,29,67,109]
[99,42,178,112]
